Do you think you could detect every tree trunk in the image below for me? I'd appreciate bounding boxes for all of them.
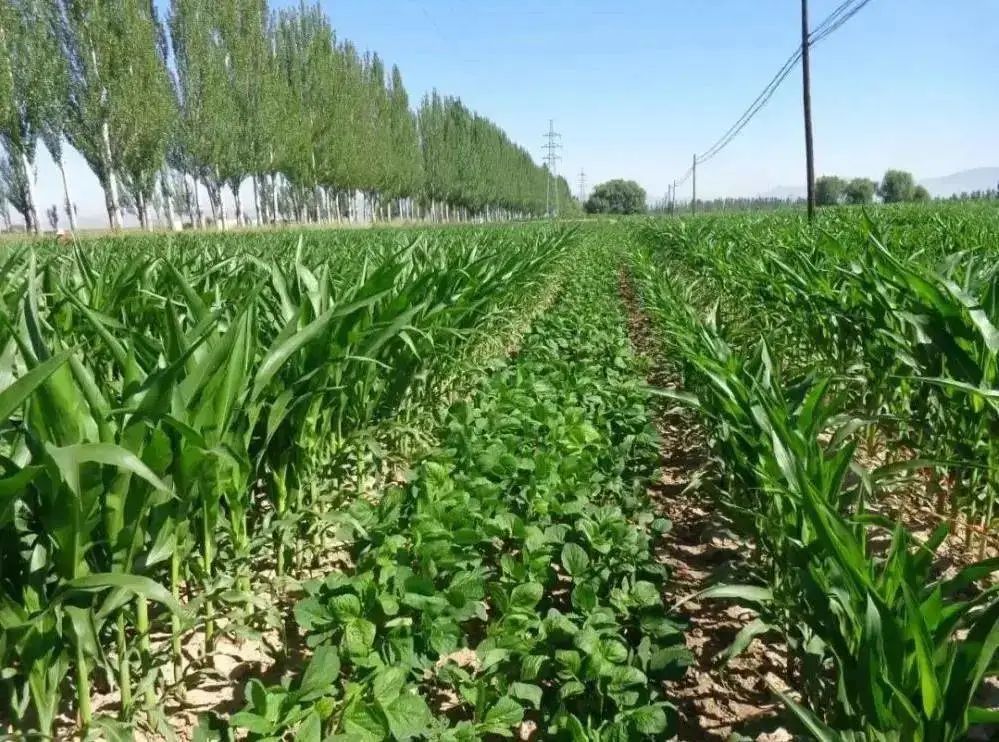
[216,190,227,231]
[214,170,227,231]
[56,156,77,232]
[206,184,218,224]
[100,120,122,230]
[136,191,148,231]
[181,173,192,227]
[252,175,262,226]
[270,173,279,224]
[102,180,117,232]
[233,184,243,227]
[191,175,203,229]
[18,150,39,234]
[161,168,179,231]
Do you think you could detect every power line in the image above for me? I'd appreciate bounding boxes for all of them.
[811,0,873,44]
[697,0,868,165]
[543,119,562,217]
[671,0,874,187]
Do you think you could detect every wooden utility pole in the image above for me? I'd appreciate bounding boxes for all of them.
[801,0,816,221]
[691,155,697,215]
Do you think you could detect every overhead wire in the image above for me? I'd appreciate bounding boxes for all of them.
[669,0,874,189]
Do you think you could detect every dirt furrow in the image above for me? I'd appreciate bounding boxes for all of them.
[618,269,793,741]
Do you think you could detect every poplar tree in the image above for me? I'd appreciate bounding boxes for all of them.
[170,0,234,229]
[0,0,65,233]
[387,65,422,218]
[59,0,125,229]
[39,75,77,232]
[111,1,175,230]
[13,0,575,230]
[0,2,11,124]
[221,0,272,225]
[272,4,337,221]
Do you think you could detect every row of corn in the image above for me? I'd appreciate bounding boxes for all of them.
[632,205,999,739]
[0,226,573,736]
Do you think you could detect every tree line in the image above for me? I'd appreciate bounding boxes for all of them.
[649,196,806,215]
[942,186,999,202]
[0,0,574,233]
[647,167,994,216]
[816,169,936,206]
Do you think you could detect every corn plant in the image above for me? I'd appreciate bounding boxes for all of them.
[0,224,573,735]
[633,232,999,741]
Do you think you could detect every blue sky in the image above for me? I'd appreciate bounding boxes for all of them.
[31,0,999,225]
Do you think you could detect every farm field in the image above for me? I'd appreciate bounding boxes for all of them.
[1,203,999,740]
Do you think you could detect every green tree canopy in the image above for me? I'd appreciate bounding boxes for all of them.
[878,169,916,203]
[0,0,66,232]
[6,0,579,228]
[815,175,846,206]
[584,179,646,215]
[844,177,876,205]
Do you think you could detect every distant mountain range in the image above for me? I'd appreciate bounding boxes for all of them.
[758,167,999,200]
[919,167,999,197]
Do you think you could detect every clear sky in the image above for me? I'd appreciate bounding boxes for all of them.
[30,0,999,226]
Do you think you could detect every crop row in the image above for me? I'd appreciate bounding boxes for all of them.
[640,206,999,552]
[632,206,999,739]
[0,226,571,736]
[224,241,690,740]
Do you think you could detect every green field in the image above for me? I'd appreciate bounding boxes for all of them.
[1,204,998,739]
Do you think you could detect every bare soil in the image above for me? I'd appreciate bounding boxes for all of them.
[618,271,795,741]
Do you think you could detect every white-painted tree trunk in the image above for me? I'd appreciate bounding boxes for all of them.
[214,169,227,231]
[216,192,227,231]
[100,120,122,230]
[252,175,262,226]
[191,175,203,229]
[233,184,243,227]
[161,168,179,231]
[318,187,328,223]
[18,150,39,234]
[135,190,148,231]
[56,156,77,232]
[270,172,279,224]
[206,184,219,225]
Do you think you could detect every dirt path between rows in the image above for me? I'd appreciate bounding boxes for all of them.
[617,270,795,741]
